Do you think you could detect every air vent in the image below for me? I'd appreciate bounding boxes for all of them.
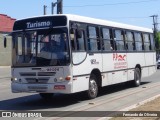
[26,78,49,83]
[32,68,41,70]
[38,72,56,76]
[20,72,36,76]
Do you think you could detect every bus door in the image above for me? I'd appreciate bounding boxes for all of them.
[69,24,89,92]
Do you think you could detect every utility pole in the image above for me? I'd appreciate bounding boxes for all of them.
[51,0,63,14]
[43,5,47,15]
[150,15,159,55]
[57,0,63,14]
[51,2,56,14]
[150,15,158,34]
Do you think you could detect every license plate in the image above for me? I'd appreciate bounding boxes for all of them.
[54,85,65,90]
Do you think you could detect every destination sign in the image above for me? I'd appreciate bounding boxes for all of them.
[13,16,67,31]
[26,21,51,29]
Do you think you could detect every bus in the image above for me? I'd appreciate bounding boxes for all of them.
[11,14,156,99]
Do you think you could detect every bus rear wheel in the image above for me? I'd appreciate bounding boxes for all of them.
[87,74,98,99]
[39,93,54,100]
[133,68,141,87]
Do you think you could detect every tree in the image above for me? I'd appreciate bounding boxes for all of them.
[155,32,160,50]
[155,32,160,57]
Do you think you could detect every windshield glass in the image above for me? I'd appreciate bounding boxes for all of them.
[12,28,70,67]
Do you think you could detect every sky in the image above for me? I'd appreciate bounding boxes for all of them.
[0,0,160,29]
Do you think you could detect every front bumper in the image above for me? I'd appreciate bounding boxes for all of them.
[11,83,72,94]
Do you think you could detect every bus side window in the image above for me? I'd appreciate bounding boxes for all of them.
[134,32,143,51]
[143,33,150,51]
[87,26,99,51]
[110,29,115,50]
[150,34,155,50]
[70,28,86,51]
[114,29,125,51]
[126,31,135,51]
[70,28,76,51]
[101,28,112,51]
[76,29,85,51]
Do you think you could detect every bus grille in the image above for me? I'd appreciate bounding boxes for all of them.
[20,72,36,76]
[25,78,49,84]
[38,72,56,76]
[20,72,55,76]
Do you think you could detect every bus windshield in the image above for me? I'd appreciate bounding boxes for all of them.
[12,28,70,67]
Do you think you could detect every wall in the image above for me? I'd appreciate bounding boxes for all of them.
[0,34,12,66]
[0,14,15,66]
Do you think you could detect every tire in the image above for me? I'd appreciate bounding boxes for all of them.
[87,74,98,99]
[133,68,141,87]
[39,93,54,100]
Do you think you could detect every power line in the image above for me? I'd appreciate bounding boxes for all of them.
[64,0,159,7]
[106,16,149,19]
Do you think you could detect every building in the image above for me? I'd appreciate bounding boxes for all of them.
[0,14,15,33]
[0,14,16,66]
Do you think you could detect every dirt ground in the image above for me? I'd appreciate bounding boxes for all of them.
[110,96,160,120]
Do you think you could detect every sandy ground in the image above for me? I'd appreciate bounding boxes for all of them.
[110,96,160,120]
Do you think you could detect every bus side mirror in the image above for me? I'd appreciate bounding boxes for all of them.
[76,29,82,38]
[4,37,7,48]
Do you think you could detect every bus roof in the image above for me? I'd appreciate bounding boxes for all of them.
[65,14,153,33]
[15,14,153,33]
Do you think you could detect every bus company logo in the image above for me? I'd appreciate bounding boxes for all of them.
[113,53,127,69]
[26,21,51,29]
[90,59,99,65]
[113,53,126,61]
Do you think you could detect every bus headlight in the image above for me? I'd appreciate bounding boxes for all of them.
[11,77,18,83]
[59,77,64,81]
[55,76,71,82]
[54,77,65,82]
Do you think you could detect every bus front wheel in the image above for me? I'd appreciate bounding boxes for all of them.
[87,74,98,99]
[39,93,54,100]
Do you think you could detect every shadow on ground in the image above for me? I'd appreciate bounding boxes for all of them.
[0,81,150,110]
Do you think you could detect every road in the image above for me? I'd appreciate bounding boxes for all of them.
[0,68,160,120]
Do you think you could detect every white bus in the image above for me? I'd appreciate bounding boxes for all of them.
[11,14,156,99]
